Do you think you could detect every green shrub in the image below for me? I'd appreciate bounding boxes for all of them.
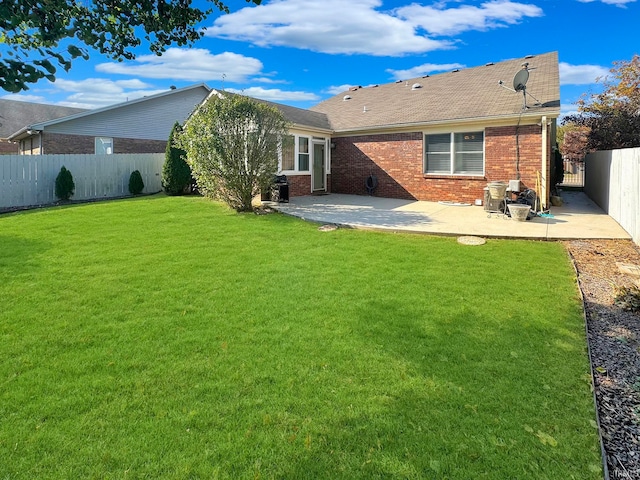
[162,122,192,195]
[128,170,144,195]
[54,165,75,200]
[614,284,640,313]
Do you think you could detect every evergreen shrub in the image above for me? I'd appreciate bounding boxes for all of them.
[129,170,144,195]
[54,165,75,200]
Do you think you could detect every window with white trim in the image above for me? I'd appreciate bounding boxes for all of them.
[298,136,309,171]
[95,137,113,155]
[279,134,314,173]
[424,131,484,175]
[281,135,295,171]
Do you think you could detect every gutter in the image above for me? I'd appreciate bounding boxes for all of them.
[328,110,560,136]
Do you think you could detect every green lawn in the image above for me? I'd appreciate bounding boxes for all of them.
[0,195,602,479]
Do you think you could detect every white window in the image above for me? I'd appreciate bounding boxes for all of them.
[95,137,113,155]
[425,131,484,175]
[298,136,309,171]
[281,135,295,171]
[279,134,315,173]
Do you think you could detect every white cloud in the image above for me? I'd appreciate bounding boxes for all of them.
[386,62,466,80]
[52,78,166,109]
[559,62,609,85]
[96,48,264,83]
[252,77,289,84]
[397,0,543,36]
[207,0,447,56]
[325,84,355,95]
[1,93,47,103]
[207,0,542,56]
[225,86,320,102]
[577,0,636,7]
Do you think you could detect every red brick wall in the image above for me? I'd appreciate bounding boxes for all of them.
[331,133,422,200]
[286,174,332,197]
[0,141,18,155]
[41,133,167,154]
[288,175,311,197]
[485,125,543,197]
[329,126,548,204]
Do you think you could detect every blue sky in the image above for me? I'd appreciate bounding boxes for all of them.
[2,0,638,119]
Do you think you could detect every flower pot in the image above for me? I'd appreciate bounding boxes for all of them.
[507,204,530,221]
[488,182,507,199]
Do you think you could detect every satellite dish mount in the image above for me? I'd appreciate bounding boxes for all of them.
[498,63,541,110]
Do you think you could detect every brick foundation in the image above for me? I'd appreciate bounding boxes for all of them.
[329,126,550,204]
[285,174,332,197]
[38,133,167,154]
[288,175,311,197]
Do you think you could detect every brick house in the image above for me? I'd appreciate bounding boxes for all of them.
[279,51,560,208]
[7,84,211,155]
[0,99,86,154]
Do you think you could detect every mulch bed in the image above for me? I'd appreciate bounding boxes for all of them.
[564,239,640,479]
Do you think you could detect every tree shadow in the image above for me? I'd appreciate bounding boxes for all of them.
[0,235,50,275]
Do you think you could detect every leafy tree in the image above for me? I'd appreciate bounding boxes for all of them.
[0,0,261,93]
[54,165,75,200]
[129,170,145,195]
[176,93,290,212]
[559,124,590,162]
[564,55,640,151]
[162,122,192,195]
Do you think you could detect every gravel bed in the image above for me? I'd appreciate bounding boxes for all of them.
[564,239,640,479]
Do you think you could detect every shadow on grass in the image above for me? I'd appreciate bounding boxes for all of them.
[0,191,172,217]
[274,294,599,478]
[0,235,50,273]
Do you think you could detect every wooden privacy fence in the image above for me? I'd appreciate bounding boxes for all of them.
[585,147,640,245]
[0,153,164,209]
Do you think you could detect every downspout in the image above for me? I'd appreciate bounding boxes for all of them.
[541,115,548,210]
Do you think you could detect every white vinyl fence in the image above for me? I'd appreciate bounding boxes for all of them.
[584,147,640,245]
[0,153,164,209]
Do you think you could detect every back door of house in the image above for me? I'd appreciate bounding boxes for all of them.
[312,141,325,191]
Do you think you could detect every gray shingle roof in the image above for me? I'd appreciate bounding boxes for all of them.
[265,100,332,132]
[199,90,332,132]
[0,99,86,139]
[310,52,560,133]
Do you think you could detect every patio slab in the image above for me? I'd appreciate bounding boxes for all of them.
[271,191,631,240]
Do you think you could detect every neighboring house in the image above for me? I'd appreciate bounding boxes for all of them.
[306,51,560,207]
[0,99,86,154]
[8,84,211,155]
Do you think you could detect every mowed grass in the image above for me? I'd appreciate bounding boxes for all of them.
[0,195,601,479]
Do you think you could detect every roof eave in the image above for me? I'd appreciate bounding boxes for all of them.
[7,126,40,141]
[290,122,333,135]
[331,109,560,135]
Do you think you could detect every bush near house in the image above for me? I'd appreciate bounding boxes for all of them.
[128,170,144,195]
[54,165,75,200]
[176,94,290,212]
[162,122,192,195]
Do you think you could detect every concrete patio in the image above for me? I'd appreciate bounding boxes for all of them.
[271,190,631,240]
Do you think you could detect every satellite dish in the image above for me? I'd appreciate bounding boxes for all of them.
[513,68,529,92]
[498,62,541,110]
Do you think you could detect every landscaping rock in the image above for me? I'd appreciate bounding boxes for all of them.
[565,239,640,479]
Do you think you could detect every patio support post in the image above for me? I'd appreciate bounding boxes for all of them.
[541,115,548,209]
